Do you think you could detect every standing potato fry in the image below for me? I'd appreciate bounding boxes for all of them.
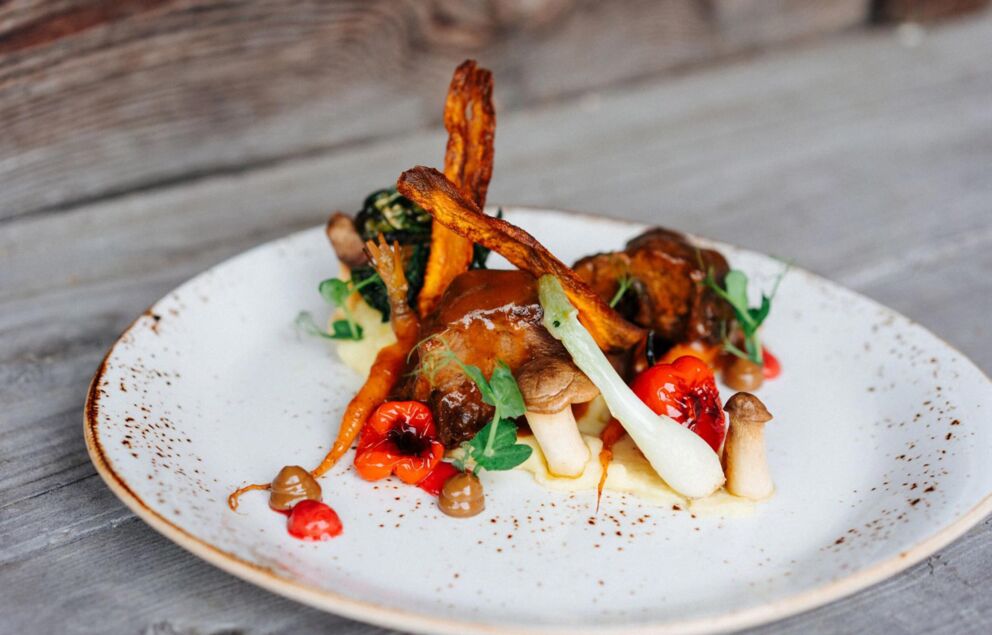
[417,60,496,317]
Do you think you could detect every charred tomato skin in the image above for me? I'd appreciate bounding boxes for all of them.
[630,355,727,453]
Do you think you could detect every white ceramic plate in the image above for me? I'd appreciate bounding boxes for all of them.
[85,208,992,635]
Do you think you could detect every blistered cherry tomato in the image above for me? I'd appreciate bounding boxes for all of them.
[630,355,727,453]
[354,401,444,484]
[416,461,461,497]
[287,500,343,541]
[762,348,781,379]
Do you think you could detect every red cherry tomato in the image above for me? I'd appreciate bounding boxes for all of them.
[416,461,461,497]
[287,500,343,541]
[630,355,727,453]
[354,401,444,484]
[762,348,781,379]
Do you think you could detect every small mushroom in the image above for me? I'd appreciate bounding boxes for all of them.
[325,212,369,268]
[269,465,322,511]
[438,471,485,518]
[722,356,764,391]
[722,392,774,500]
[517,356,599,477]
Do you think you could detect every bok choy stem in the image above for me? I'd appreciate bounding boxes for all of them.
[537,275,725,498]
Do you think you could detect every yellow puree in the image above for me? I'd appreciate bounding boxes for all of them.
[335,298,753,516]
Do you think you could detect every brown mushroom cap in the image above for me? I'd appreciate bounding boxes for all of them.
[326,212,369,268]
[724,392,773,424]
[516,355,599,414]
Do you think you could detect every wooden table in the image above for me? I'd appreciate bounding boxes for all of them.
[2,7,991,634]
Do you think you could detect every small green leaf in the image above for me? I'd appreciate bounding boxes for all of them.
[705,266,786,366]
[295,312,363,341]
[750,295,772,326]
[318,278,352,306]
[723,270,749,309]
[455,359,496,406]
[492,418,521,449]
[475,443,532,471]
[330,319,363,340]
[466,423,489,457]
[418,339,530,473]
[489,362,526,419]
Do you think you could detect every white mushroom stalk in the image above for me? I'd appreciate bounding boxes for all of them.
[537,275,725,498]
[722,392,775,500]
[525,409,590,477]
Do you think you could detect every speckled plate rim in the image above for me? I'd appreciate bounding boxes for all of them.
[84,208,992,635]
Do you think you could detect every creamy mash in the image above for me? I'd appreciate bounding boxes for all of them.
[516,395,754,516]
[333,298,395,379]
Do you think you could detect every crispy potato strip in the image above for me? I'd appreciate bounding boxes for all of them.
[397,166,645,351]
[417,60,495,317]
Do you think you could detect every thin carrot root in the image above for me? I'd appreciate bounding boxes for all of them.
[227,236,421,508]
[310,236,420,478]
[595,417,627,512]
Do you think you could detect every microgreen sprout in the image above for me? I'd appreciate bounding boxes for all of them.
[295,273,380,341]
[413,336,531,474]
[608,273,635,308]
[704,266,787,366]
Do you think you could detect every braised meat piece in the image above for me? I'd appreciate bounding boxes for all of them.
[401,269,594,446]
[572,228,732,346]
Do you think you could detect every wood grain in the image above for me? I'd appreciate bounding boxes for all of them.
[0,0,867,221]
[2,7,992,635]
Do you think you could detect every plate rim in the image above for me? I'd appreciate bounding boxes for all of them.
[84,207,992,635]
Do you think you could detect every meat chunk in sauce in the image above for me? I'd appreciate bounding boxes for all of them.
[572,228,732,347]
[401,269,589,446]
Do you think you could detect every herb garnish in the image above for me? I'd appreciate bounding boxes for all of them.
[417,337,532,473]
[608,273,635,308]
[704,267,786,365]
[295,274,380,341]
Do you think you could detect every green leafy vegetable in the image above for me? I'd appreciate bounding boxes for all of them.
[704,267,786,365]
[354,188,431,243]
[297,273,380,341]
[421,340,531,474]
[349,190,499,316]
[348,188,433,321]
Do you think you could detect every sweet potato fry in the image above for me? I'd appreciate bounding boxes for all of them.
[397,166,645,352]
[443,60,495,206]
[417,60,496,317]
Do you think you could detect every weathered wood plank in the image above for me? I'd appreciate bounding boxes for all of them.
[0,0,868,220]
[1,10,991,635]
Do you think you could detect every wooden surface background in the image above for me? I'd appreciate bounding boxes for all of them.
[2,1,991,633]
